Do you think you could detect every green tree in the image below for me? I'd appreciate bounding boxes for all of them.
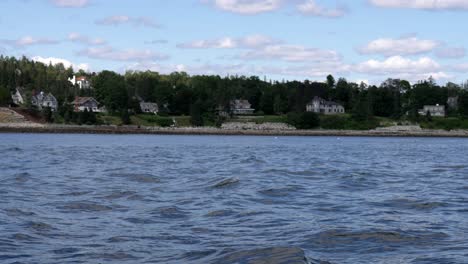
[190,99,203,126]
[93,71,128,113]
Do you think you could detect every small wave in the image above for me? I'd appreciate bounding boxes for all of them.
[103,191,137,200]
[378,198,448,211]
[211,247,310,264]
[26,221,55,232]
[205,210,235,217]
[4,208,36,216]
[59,202,112,212]
[211,178,240,188]
[307,229,449,249]
[153,206,188,219]
[108,172,161,183]
[87,251,138,261]
[10,233,37,241]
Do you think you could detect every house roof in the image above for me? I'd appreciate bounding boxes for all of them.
[76,76,88,81]
[72,97,98,105]
[310,96,343,107]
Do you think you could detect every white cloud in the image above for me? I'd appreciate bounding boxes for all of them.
[177,34,280,49]
[68,32,105,45]
[358,37,439,56]
[51,0,89,8]
[1,36,59,47]
[449,63,468,72]
[435,46,466,59]
[32,56,89,71]
[354,56,451,81]
[77,46,169,61]
[297,0,347,17]
[240,44,342,63]
[95,16,159,28]
[369,0,468,10]
[207,0,283,14]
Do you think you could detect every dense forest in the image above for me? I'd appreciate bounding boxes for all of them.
[2,55,468,129]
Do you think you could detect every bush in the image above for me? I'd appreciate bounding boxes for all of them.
[287,112,320,129]
[156,117,173,127]
[320,115,347,130]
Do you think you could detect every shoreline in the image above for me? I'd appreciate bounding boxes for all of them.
[1,124,468,137]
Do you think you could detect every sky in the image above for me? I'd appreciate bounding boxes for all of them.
[1,0,468,85]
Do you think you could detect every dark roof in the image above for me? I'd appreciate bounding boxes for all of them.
[72,97,98,105]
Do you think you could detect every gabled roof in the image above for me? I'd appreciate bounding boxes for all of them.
[72,97,98,105]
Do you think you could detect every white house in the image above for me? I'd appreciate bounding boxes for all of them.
[418,104,445,117]
[306,97,345,115]
[68,76,91,89]
[230,99,255,115]
[32,92,58,111]
[140,102,159,114]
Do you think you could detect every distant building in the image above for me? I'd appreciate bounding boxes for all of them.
[32,92,58,111]
[306,97,345,115]
[68,76,91,89]
[11,87,25,105]
[418,104,445,117]
[140,102,159,114]
[72,97,101,112]
[447,96,459,110]
[230,99,255,115]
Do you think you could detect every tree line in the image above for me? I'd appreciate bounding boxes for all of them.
[2,55,468,127]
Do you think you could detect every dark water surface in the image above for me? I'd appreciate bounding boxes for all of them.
[1,134,467,263]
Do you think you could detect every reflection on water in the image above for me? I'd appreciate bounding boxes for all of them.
[1,134,468,263]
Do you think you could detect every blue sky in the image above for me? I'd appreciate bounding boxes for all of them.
[1,0,468,85]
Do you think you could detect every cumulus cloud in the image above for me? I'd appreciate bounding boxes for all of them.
[68,32,105,45]
[353,56,451,81]
[1,36,59,47]
[77,46,169,61]
[31,56,89,71]
[449,63,468,72]
[297,0,347,17]
[177,34,280,49]
[435,46,466,59]
[95,16,159,28]
[358,37,439,56]
[240,44,342,63]
[51,0,89,8]
[369,0,468,10]
[206,0,283,14]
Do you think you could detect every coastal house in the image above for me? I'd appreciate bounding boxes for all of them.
[306,97,345,115]
[418,104,445,117]
[68,76,91,89]
[32,92,58,111]
[230,99,255,115]
[140,102,159,115]
[11,87,25,105]
[72,97,100,112]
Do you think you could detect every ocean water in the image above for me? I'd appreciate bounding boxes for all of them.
[0,134,467,263]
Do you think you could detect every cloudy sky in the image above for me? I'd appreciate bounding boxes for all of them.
[1,0,468,84]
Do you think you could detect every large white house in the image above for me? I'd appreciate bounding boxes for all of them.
[230,99,255,115]
[306,97,345,115]
[418,104,445,117]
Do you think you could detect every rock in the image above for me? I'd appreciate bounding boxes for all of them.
[221,122,295,131]
[211,247,311,264]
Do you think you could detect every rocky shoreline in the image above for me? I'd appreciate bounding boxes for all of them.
[1,123,468,137]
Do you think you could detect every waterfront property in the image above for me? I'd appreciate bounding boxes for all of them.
[68,76,91,89]
[418,104,446,117]
[72,97,100,112]
[306,97,345,115]
[230,100,255,115]
[32,92,58,111]
[140,102,159,115]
